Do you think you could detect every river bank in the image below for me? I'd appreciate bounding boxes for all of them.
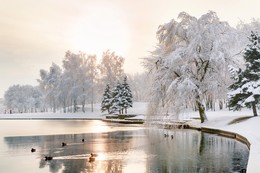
[0,104,259,172]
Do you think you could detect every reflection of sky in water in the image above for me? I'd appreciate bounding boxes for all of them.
[0,120,249,173]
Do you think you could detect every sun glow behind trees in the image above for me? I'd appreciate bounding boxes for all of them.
[68,3,130,61]
[3,49,148,113]
[2,0,260,99]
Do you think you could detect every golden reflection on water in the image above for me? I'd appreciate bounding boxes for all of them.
[89,120,111,133]
[0,120,143,137]
[0,120,249,173]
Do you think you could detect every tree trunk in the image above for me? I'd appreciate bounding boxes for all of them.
[196,100,208,123]
[53,102,56,113]
[73,100,77,113]
[252,102,258,116]
[63,101,66,113]
[91,86,94,112]
[82,100,85,113]
[219,100,223,110]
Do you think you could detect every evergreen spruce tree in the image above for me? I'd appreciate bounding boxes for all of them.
[228,31,260,116]
[101,84,112,113]
[111,82,123,114]
[121,76,133,114]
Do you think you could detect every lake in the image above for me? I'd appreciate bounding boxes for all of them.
[0,120,249,173]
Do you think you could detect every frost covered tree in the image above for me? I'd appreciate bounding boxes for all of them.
[86,55,98,112]
[143,11,241,123]
[38,63,62,113]
[62,51,90,112]
[101,84,112,113]
[127,72,150,101]
[38,51,97,113]
[228,32,260,116]
[4,85,43,113]
[98,50,125,88]
[121,76,133,114]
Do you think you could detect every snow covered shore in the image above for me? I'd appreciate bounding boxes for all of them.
[185,110,260,173]
[0,103,259,172]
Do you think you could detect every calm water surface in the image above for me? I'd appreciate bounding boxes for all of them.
[0,120,249,173]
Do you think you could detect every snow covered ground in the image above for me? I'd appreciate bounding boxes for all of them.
[0,102,259,172]
[0,102,147,119]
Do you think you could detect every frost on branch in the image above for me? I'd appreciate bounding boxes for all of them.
[144,11,242,123]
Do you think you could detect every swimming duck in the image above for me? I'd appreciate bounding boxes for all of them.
[91,153,98,157]
[164,134,169,137]
[89,156,95,162]
[31,148,36,152]
[44,156,53,161]
[62,142,67,147]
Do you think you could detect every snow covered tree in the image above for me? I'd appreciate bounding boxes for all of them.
[143,11,241,123]
[127,72,150,102]
[86,55,98,112]
[57,73,70,113]
[101,84,112,113]
[228,32,260,116]
[102,77,133,114]
[98,50,125,88]
[110,82,123,114]
[62,51,90,112]
[4,85,43,113]
[38,63,62,113]
[121,76,133,114]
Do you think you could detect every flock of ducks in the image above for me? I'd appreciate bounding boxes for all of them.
[31,138,98,162]
[31,134,171,162]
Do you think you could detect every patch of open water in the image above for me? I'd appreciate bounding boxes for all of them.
[0,120,248,173]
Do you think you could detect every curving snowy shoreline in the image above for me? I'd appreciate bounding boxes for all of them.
[185,110,260,173]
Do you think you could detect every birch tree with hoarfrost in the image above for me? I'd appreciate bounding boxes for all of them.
[62,51,90,112]
[4,85,43,113]
[38,63,62,113]
[144,11,241,123]
[98,50,125,88]
[86,55,98,112]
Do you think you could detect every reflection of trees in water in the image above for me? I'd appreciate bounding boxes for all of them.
[4,130,135,173]
[199,133,249,172]
[39,159,63,173]
[4,136,42,150]
[58,131,133,173]
[4,129,249,173]
[144,130,202,172]
[144,129,249,173]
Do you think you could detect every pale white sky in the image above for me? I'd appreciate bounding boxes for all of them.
[0,0,260,98]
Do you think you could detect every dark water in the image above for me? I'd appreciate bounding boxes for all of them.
[0,120,249,173]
